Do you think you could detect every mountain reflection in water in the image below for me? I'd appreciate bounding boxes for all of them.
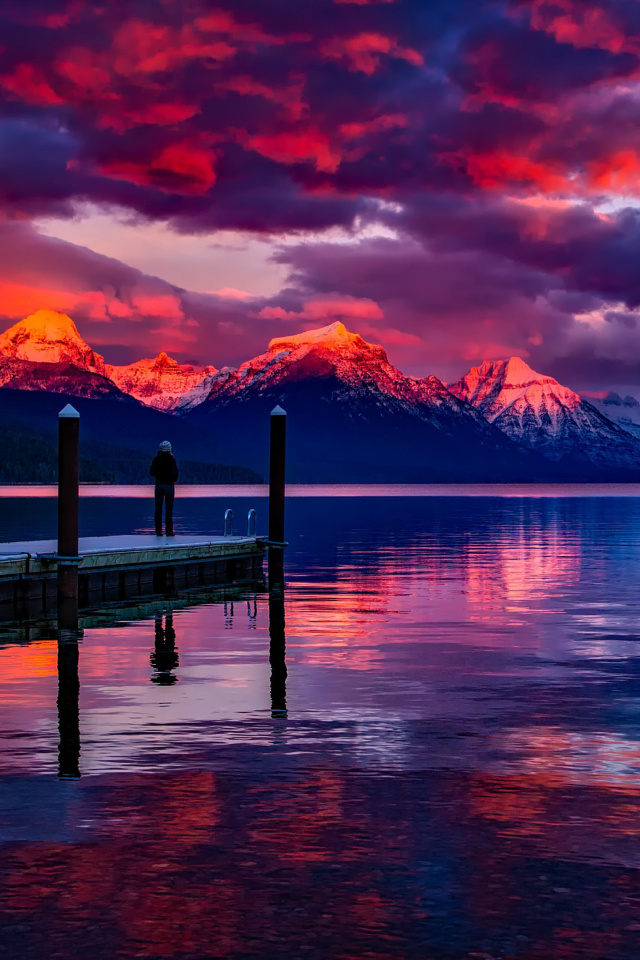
[1,494,640,958]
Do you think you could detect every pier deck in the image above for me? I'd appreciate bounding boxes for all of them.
[0,534,266,617]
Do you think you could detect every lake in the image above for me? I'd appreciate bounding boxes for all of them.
[2,487,640,959]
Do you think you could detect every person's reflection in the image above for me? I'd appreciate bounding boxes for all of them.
[57,598,81,781]
[269,591,287,719]
[151,612,179,685]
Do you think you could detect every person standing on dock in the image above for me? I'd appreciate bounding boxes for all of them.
[150,441,179,537]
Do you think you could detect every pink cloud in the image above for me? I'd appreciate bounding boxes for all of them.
[258,295,384,323]
[321,32,424,75]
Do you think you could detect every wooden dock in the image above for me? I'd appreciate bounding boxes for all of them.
[0,534,266,618]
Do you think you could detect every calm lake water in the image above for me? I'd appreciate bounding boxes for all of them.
[2,487,640,959]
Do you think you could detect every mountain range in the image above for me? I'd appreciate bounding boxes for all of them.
[1,309,639,482]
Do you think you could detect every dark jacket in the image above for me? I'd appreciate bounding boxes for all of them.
[150,452,179,485]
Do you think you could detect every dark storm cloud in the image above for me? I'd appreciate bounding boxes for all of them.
[0,0,638,218]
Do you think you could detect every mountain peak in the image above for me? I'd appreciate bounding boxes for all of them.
[449,355,640,469]
[503,356,540,385]
[268,321,363,353]
[450,356,565,421]
[107,353,219,413]
[0,309,106,374]
[3,309,82,342]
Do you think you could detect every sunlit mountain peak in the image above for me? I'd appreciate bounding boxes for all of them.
[502,356,543,386]
[3,309,82,343]
[268,321,365,353]
[0,309,106,374]
[107,353,219,413]
[450,356,640,468]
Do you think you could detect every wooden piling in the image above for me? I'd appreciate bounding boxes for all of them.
[57,405,80,606]
[268,405,286,587]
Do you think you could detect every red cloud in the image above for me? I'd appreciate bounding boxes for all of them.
[339,113,408,140]
[97,102,201,133]
[111,19,236,77]
[523,0,638,54]
[443,149,571,193]
[321,33,424,75]
[54,49,112,95]
[101,142,217,194]
[0,63,64,105]
[589,149,640,195]
[247,130,343,173]
[218,75,307,121]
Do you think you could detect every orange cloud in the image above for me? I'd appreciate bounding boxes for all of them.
[0,281,185,327]
[321,32,424,75]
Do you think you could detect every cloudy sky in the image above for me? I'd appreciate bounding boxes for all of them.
[2,0,640,387]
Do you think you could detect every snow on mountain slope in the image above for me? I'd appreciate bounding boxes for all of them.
[449,357,640,468]
[107,353,219,412]
[0,310,107,374]
[582,391,640,441]
[201,321,489,429]
[0,312,219,409]
[189,322,548,483]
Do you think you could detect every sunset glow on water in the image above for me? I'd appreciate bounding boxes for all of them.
[2,492,640,958]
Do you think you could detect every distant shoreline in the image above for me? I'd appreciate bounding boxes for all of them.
[2,482,640,498]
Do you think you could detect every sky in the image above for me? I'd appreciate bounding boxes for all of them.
[2,0,640,387]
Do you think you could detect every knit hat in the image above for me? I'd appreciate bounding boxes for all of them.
[158,441,172,452]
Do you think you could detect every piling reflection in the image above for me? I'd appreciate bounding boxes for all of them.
[150,613,179,685]
[269,590,287,718]
[57,593,81,781]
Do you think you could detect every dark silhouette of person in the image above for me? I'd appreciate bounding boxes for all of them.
[150,441,179,536]
[151,613,179,685]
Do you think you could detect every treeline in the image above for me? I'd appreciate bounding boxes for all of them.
[0,427,263,484]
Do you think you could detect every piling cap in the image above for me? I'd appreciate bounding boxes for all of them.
[271,405,287,416]
[58,404,80,419]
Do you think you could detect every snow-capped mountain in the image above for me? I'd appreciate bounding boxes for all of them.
[0,311,218,409]
[188,323,546,482]
[0,310,123,398]
[107,353,219,413]
[0,309,107,375]
[202,321,490,424]
[3,310,640,481]
[449,357,640,469]
[582,391,640,441]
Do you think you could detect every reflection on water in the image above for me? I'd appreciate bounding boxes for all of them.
[151,613,179,686]
[2,495,640,957]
